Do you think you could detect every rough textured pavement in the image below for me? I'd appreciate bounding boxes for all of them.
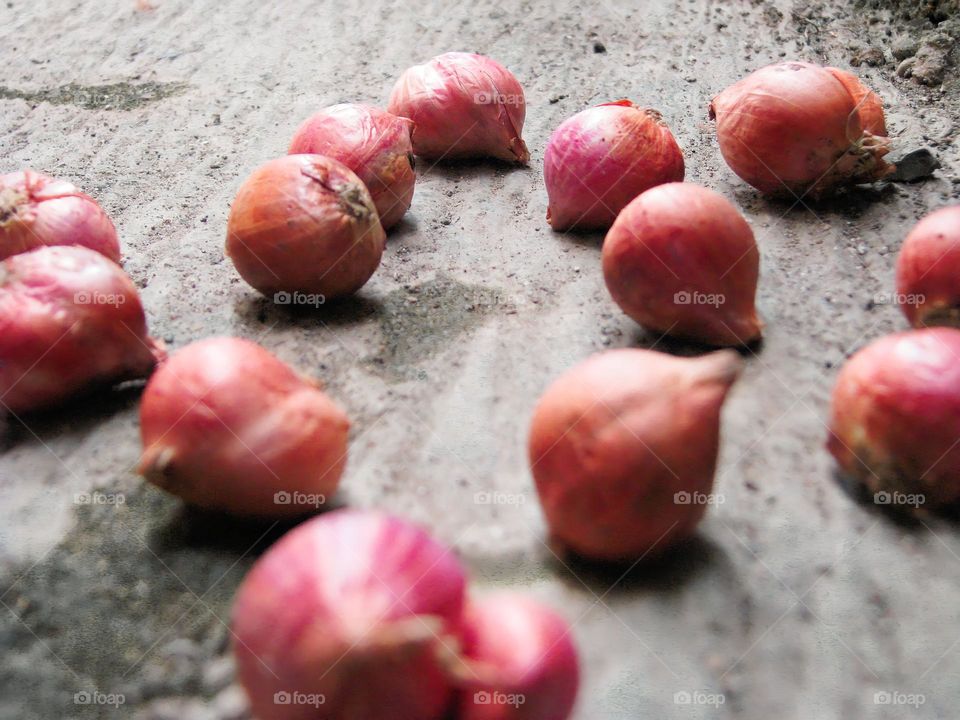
[1,0,959,718]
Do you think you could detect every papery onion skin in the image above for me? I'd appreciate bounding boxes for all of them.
[602,183,762,347]
[0,170,120,263]
[895,206,960,328]
[529,349,742,561]
[825,67,888,137]
[828,328,960,509]
[289,104,416,231]
[226,154,386,299]
[0,246,163,415]
[388,52,529,164]
[457,593,579,720]
[139,337,349,517]
[709,61,893,197]
[543,100,685,231]
[233,510,466,720]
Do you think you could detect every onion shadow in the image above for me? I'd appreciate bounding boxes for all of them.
[0,381,145,451]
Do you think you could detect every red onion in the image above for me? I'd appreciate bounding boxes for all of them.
[289,104,416,230]
[709,62,893,197]
[529,348,742,561]
[895,206,960,327]
[543,100,684,231]
[232,510,466,720]
[602,183,762,347]
[0,170,120,263]
[388,52,529,164]
[828,328,960,509]
[226,155,386,300]
[0,246,163,415]
[457,593,579,720]
[139,337,349,517]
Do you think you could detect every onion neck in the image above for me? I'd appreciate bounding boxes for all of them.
[0,187,27,226]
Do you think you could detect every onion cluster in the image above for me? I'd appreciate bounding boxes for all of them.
[232,510,579,719]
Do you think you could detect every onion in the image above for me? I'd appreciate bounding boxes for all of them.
[138,337,349,517]
[828,328,960,509]
[289,104,416,230]
[0,170,120,263]
[529,348,742,561]
[0,246,164,415]
[543,100,684,231]
[225,154,386,300]
[457,593,579,720]
[232,509,466,720]
[895,205,960,327]
[602,183,762,347]
[709,61,894,197]
[388,52,529,164]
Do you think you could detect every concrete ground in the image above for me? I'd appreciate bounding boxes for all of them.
[1,0,959,718]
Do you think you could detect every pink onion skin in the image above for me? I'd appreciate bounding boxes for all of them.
[0,246,163,415]
[828,328,960,508]
[388,52,529,164]
[543,100,684,231]
[895,206,960,328]
[529,349,742,561]
[226,155,386,299]
[289,104,416,231]
[709,62,893,197]
[457,593,579,720]
[0,170,120,263]
[232,510,466,720]
[138,337,349,517]
[602,183,762,347]
[825,67,887,137]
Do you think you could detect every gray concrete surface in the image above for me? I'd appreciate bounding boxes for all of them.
[1,0,959,718]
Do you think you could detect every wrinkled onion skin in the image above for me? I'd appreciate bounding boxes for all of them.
[226,154,386,299]
[895,206,960,328]
[388,52,529,164]
[529,349,742,561]
[602,183,762,347]
[139,337,349,517]
[544,101,684,231]
[0,170,120,263]
[289,104,416,230]
[828,328,960,508]
[458,594,579,720]
[825,67,888,137]
[233,510,466,720]
[709,62,893,197]
[0,246,163,415]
